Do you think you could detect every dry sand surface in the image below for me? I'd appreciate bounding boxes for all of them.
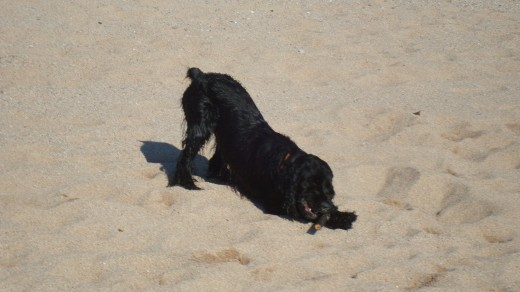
[1,0,519,291]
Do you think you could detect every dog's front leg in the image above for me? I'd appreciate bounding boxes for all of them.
[208,147,231,183]
[325,210,357,230]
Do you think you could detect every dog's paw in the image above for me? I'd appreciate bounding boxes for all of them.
[325,211,357,230]
[169,173,202,190]
[184,183,202,190]
[168,181,202,190]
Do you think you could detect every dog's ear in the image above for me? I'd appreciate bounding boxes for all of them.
[279,161,303,219]
[282,175,299,219]
[307,154,333,178]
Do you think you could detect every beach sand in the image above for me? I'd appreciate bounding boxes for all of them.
[1,0,519,290]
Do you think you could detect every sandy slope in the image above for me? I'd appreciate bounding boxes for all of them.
[1,0,519,290]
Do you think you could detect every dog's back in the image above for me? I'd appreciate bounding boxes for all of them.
[185,68,264,123]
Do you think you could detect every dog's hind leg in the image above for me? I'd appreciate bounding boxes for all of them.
[169,131,207,189]
[170,98,217,189]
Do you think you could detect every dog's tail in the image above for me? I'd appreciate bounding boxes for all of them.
[186,67,209,94]
[187,67,204,81]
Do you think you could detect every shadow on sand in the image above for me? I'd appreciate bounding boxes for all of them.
[139,140,273,216]
[139,140,209,185]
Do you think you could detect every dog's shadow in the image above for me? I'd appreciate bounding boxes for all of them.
[139,141,209,185]
[139,141,291,219]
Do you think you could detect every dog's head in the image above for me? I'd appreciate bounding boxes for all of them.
[287,154,337,221]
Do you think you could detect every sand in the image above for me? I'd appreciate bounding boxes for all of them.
[1,0,519,290]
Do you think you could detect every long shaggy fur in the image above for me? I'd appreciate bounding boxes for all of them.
[171,68,357,230]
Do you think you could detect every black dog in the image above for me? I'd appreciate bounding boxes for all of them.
[171,68,356,230]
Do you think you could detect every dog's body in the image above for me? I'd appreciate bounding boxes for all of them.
[172,68,356,230]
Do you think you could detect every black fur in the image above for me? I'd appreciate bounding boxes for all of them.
[171,68,356,230]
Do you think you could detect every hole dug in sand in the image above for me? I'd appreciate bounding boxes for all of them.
[354,263,448,290]
[483,231,514,244]
[478,217,515,244]
[505,123,520,136]
[406,265,450,289]
[377,167,421,199]
[444,123,518,164]
[441,122,484,142]
[251,266,277,281]
[383,198,413,211]
[192,248,250,265]
[407,176,495,224]
[365,109,418,142]
[436,199,494,224]
[143,189,176,207]
[377,167,420,211]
